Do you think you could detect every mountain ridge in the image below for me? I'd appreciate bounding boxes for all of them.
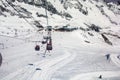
[0,0,120,46]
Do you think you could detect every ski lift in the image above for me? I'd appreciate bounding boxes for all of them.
[46,39,52,50]
[0,53,2,66]
[46,43,52,50]
[35,45,40,51]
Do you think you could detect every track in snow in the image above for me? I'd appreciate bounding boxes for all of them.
[1,51,76,80]
[110,54,120,67]
[69,53,120,80]
[70,71,120,80]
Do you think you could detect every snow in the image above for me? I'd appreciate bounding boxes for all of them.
[0,0,120,80]
[110,54,120,67]
[69,53,120,80]
[1,51,76,80]
[0,30,120,80]
[70,71,120,80]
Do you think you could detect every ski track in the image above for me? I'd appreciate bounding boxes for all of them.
[1,51,76,80]
[35,51,76,80]
[69,53,120,80]
[70,71,120,80]
[110,54,120,67]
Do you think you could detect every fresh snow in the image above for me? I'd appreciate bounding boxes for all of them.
[0,0,120,80]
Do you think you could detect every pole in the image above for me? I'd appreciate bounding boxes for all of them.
[45,0,48,26]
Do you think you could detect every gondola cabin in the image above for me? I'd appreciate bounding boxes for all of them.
[46,43,52,50]
[46,38,52,50]
[35,45,40,51]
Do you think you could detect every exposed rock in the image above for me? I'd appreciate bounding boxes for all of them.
[101,34,112,45]
[0,53,2,66]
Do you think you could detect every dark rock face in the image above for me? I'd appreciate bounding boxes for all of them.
[101,34,112,45]
[104,0,120,5]
[54,26,78,32]
[105,0,120,3]
[0,5,7,12]
[0,53,2,66]
[17,0,59,14]
[84,23,101,32]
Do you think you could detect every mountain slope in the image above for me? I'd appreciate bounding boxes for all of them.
[0,0,120,80]
[0,0,120,46]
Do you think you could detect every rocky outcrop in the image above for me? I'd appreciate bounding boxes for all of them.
[101,34,112,45]
[0,53,2,67]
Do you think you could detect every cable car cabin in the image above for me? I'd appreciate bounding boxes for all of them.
[35,45,40,51]
[46,38,52,50]
[47,26,52,31]
[46,43,52,50]
[0,53,2,66]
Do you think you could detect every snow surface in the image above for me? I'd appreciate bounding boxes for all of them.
[0,0,120,80]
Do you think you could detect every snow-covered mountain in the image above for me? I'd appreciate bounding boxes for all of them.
[105,0,120,3]
[0,0,120,80]
[0,0,120,46]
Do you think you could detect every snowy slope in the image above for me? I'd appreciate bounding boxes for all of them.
[0,0,120,80]
[0,0,120,45]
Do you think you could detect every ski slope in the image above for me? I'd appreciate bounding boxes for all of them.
[0,0,120,80]
[0,31,120,80]
[69,53,120,80]
[1,51,76,80]
[110,54,120,67]
[70,71,120,80]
